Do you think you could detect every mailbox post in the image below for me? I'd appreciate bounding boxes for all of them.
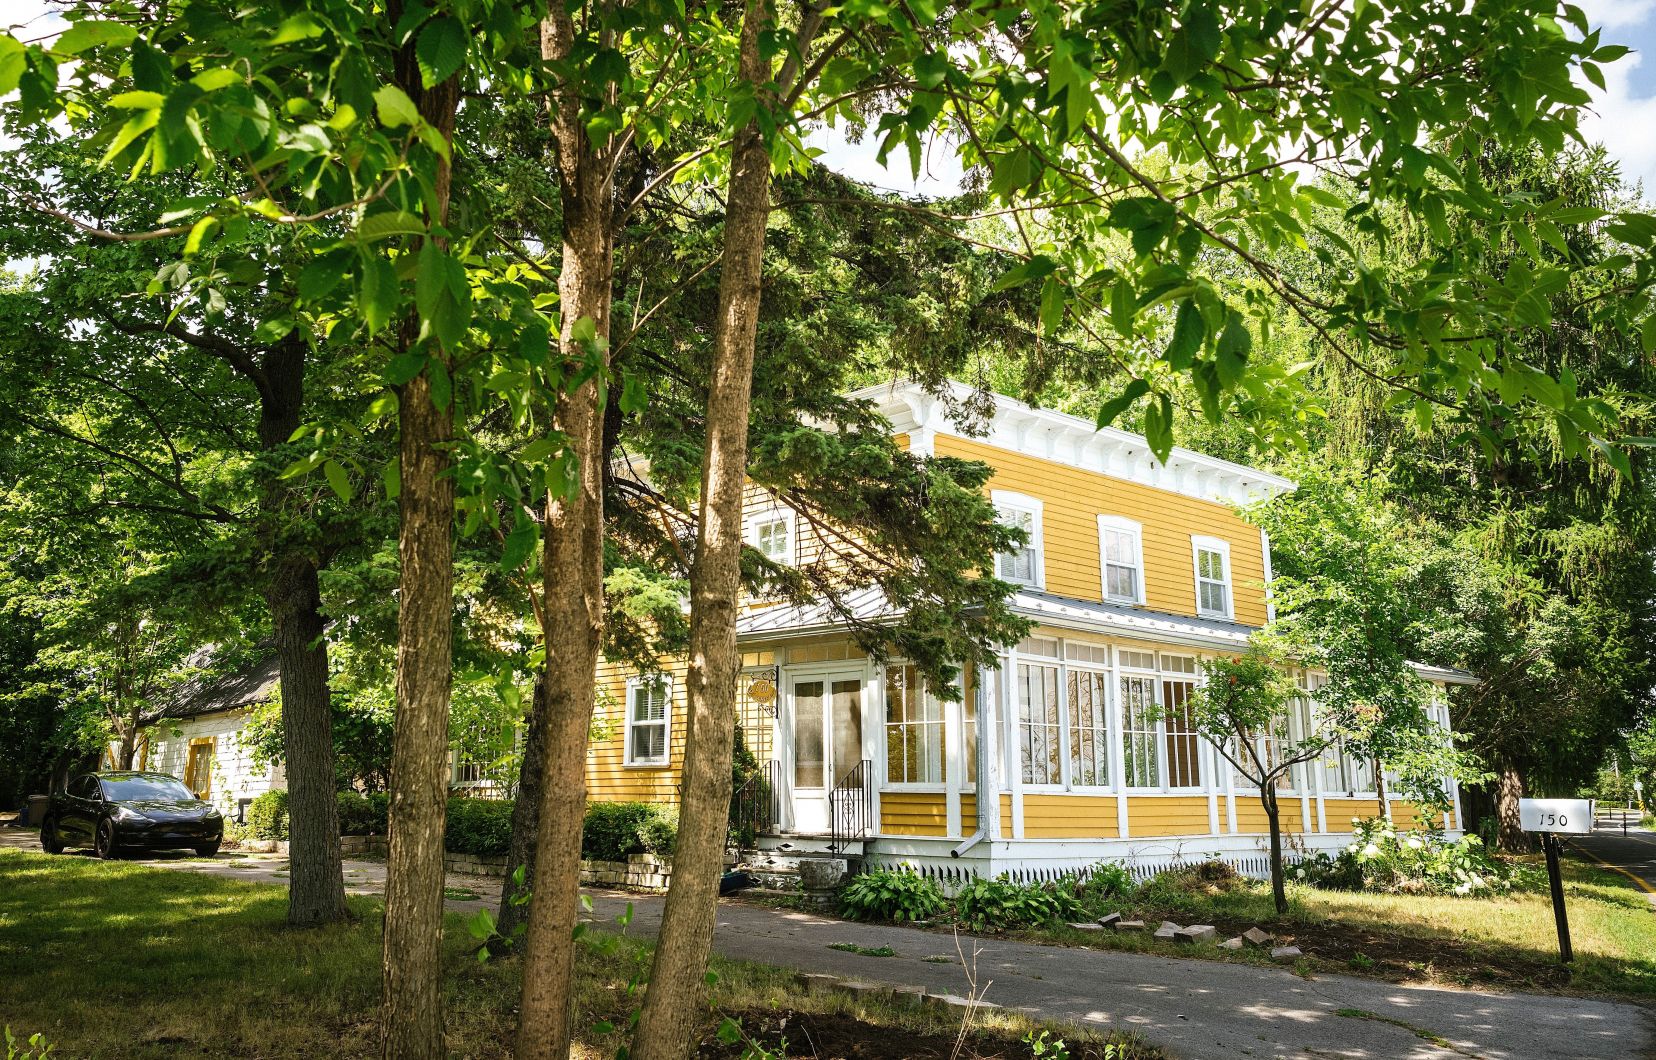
[1519,797,1594,965]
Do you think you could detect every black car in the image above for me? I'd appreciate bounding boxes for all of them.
[41,771,224,859]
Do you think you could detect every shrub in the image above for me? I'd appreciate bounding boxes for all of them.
[1077,862,1137,905]
[954,875,1083,931]
[336,791,390,836]
[244,791,289,840]
[445,797,515,856]
[1296,818,1529,896]
[839,867,946,923]
[581,801,678,862]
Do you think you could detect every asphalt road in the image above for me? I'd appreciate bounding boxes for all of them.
[4,829,1651,1060]
[1572,827,1656,906]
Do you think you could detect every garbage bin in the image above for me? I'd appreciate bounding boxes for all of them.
[25,795,50,828]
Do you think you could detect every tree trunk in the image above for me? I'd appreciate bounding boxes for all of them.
[1495,758,1528,853]
[630,6,774,1058]
[1373,757,1392,822]
[1262,785,1288,915]
[116,713,138,770]
[380,31,461,1060]
[259,336,348,928]
[513,9,615,1054]
[495,669,549,945]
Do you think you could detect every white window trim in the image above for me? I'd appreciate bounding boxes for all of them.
[746,508,797,566]
[991,489,1045,590]
[623,674,673,768]
[1190,535,1234,620]
[1097,515,1146,605]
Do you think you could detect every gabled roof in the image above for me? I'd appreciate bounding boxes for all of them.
[146,650,280,723]
[846,379,1296,507]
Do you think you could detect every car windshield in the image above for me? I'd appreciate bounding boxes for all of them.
[101,776,196,802]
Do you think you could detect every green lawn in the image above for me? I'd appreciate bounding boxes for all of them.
[1030,856,1656,997]
[0,848,1152,1059]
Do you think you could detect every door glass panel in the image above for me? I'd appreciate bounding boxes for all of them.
[831,679,862,784]
[794,681,825,788]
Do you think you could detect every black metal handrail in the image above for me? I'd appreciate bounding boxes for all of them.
[729,759,780,851]
[829,759,872,853]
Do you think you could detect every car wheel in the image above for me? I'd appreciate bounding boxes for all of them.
[195,841,221,857]
[94,819,119,860]
[40,817,64,855]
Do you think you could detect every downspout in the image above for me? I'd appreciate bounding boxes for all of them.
[952,663,990,858]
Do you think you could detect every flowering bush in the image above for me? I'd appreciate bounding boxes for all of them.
[1295,817,1525,896]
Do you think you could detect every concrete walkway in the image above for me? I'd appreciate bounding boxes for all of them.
[4,828,1651,1059]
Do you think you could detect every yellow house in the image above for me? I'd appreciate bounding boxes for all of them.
[587,380,1471,883]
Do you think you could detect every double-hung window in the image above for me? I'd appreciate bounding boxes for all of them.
[625,674,672,767]
[992,491,1043,588]
[1160,655,1203,789]
[885,664,945,784]
[1191,536,1233,619]
[748,509,795,565]
[1065,641,1111,788]
[1098,516,1145,604]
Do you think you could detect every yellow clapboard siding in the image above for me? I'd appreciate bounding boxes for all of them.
[881,791,948,836]
[960,793,977,824]
[1019,794,1119,839]
[1231,798,1312,834]
[586,655,689,804]
[1126,795,1212,836]
[1000,794,1013,835]
[1321,798,1387,830]
[935,434,1267,625]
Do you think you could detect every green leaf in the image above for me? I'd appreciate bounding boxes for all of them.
[299,256,349,301]
[1096,379,1150,430]
[374,85,421,128]
[416,17,468,89]
[1593,436,1633,481]
[1142,393,1174,462]
[990,255,1058,293]
[1163,4,1222,84]
[1216,311,1251,387]
[500,519,539,573]
[620,372,648,415]
[1111,279,1136,336]
[415,242,471,350]
[357,211,427,242]
[1038,276,1066,336]
[254,318,295,344]
[54,20,138,55]
[1165,299,1204,370]
[359,254,398,335]
[385,351,428,386]
[182,215,218,258]
[323,459,353,502]
[272,12,325,44]
[382,459,400,500]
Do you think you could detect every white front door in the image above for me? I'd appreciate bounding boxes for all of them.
[788,670,865,834]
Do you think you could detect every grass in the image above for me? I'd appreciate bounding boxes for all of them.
[827,942,896,957]
[0,848,1157,1059]
[1029,855,1656,997]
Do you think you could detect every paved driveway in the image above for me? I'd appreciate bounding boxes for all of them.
[1572,827,1656,907]
[3,828,1651,1059]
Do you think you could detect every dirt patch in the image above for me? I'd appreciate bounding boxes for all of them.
[699,1010,1145,1060]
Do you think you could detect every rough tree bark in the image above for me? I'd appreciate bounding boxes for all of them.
[495,670,549,943]
[259,335,348,928]
[513,5,616,1054]
[1495,757,1529,853]
[380,24,462,1059]
[630,4,776,1056]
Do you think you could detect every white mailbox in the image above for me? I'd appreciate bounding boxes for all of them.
[1519,798,1595,835]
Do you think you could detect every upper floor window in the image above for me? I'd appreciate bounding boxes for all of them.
[1191,536,1232,619]
[992,490,1043,588]
[748,509,795,565]
[625,674,672,767]
[1097,515,1144,604]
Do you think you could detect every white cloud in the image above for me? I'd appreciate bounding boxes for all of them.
[1580,54,1656,203]
[808,124,967,199]
[1576,0,1656,31]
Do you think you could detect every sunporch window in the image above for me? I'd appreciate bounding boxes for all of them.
[884,665,944,784]
[625,675,672,767]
